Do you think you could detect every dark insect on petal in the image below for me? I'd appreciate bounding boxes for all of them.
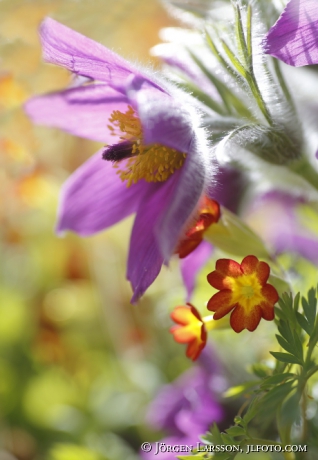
[102,141,135,162]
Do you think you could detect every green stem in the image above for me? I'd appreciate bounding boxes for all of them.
[305,364,318,380]
[301,387,308,445]
[272,58,296,110]
[246,69,273,125]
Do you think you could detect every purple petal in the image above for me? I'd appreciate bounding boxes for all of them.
[128,77,196,152]
[127,78,210,258]
[39,17,146,83]
[127,179,179,303]
[264,0,318,66]
[25,84,129,143]
[244,191,318,264]
[208,166,246,213]
[156,148,207,260]
[151,43,220,101]
[180,241,213,301]
[56,149,147,236]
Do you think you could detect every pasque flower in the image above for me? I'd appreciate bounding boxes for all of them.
[207,255,279,333]
[25,18,213,302]
[264,0,318,67]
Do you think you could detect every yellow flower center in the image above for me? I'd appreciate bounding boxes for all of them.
[107,106,186,186]
[229,273,263,310]
[184,318,203,337]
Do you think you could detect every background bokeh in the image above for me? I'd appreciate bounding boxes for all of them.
[2,1,316,460]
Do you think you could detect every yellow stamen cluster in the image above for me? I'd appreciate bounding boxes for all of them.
[107,106,186,187]
[229,273,263,310]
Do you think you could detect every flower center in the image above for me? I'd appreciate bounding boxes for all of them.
[105,106,186,187]
[230,273,263,310]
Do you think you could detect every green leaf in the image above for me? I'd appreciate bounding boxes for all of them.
[277,321,294,344]
[260,381,295,412]
[225,426,246,437]
[282,292,293,309]
[303,287,317,327]
[223,380,259,398]
[270,351,302,365]
[294,292,300,312]
[274,306,289,322]
[243,397,260,425]
[246,5,252,61]
[221,433,234,445]
[260,373,295,387]
[188,48,255,119]
[275,334,303,362]
[221,40,247,78]
[234,3,249,68]
[205,29,243,84]
[250,363,270,378]
[308,287,317,316]
[293,331,304,361]
[302,298,314,333]
[295,311,311,335]
[178,80,226,115]
[280,390,301,426]
[210,423,223,445]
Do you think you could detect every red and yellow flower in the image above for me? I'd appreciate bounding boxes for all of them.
[207,255,279,333]
[175,196,220,259]
[170,304,207,361]
[170,303,229,360]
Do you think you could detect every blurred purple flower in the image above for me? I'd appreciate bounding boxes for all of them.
[244,191,318,264]
[25,18,213,303]
[142,349,226,460]
[264,0,318,67]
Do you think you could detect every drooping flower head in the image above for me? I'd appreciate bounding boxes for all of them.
[175,196,220,259]
[170,302,229,360]
[25,18,213,302]
[170,304,207,361]
[207,255,279,333]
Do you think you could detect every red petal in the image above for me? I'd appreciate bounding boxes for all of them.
[189,304,203,321]
[171,326,196,343]
[170,305,195,325]
[207,290,234,315]
[241,255,259,274]
[261,284,279,304]
[186,332,206,361]
[207,270,232,290]
[241,256,270,284]
[215,258,242,277]
[256,261,270,284]
[176,236,203,259]
[260,302,275,321]
[230,304,262,332]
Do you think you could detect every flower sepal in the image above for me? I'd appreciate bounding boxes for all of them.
[204,207,270,259]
